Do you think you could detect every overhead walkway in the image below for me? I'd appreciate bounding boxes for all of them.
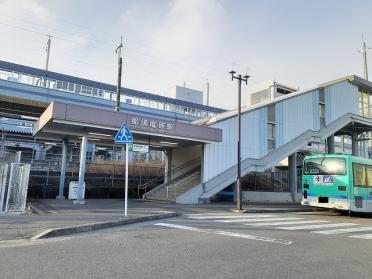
[163,76,372,204]
[170,113,372,204]
[198,113,372,201]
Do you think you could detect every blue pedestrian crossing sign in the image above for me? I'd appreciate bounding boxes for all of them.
[115,124,133,144]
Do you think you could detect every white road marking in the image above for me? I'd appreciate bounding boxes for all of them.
[0,237,69,249]
[313,226,372,235]
[278,223,357,230]
[154,222,293,245]
[217,217,302,223]
[187,214,274,220]
[246,220,330,226]
[349,234,372,239]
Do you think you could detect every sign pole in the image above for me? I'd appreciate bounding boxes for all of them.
[115,123,133,217]
[125,143,129,217]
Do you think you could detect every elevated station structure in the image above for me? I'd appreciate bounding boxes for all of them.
[2,59,372,204]
[144,75,372,203]
[0,60,224,123]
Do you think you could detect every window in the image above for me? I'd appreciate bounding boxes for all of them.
[81,86,92,95]
[366,166,372,187]
[267,124,275,151]
[67,82,74,92]
[358,88,371,117]
[353,163,367,187]
[304,157,346,175]
[75,85,81,93]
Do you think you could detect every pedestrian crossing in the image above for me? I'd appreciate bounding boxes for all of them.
[187,214,372,240]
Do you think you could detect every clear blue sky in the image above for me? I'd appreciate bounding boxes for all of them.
[0,0,371,109]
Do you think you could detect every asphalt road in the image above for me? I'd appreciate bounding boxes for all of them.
[1,211,372,279]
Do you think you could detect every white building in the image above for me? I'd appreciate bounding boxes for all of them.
[170,86,204,105]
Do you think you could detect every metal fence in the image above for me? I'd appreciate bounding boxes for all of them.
[241,169,302,192]
[0,152,31,213]
[5,164,30,212]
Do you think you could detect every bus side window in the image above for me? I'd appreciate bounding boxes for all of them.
[353,163,367,187]
[366,166,372,187]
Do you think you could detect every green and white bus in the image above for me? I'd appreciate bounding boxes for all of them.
[302,154,372,213]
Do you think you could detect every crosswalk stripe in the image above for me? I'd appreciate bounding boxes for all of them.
[187,214,274,220]
[313,226,372,235]
[278,223,357,230]
[217,217,302,223]
[245,220,330,227]
[154,223,293,245]
[349,234,372,239]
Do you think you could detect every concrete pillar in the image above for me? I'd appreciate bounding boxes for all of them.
[0,132,5,154]
[200,144,205,193]
[327,135,335,154]
[69,145,73,162]
[57,138,68,199]
[91,144,96,163]
[288,153,297,202]
[76,133,88,203]
[352,132,359,156]
[164,148,172,183]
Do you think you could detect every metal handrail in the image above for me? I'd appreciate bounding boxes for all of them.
[166,171,201,199]
[144,169,201,199]
[139,158,200,193]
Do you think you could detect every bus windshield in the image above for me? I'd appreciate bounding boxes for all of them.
[303,157,346,175]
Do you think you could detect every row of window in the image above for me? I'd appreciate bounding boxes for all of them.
[0,69,214,119]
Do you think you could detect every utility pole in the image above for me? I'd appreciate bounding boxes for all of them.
[44,35,51,87]
[358,37,370,80]
[205,80,210,106]
[229,71,250,212]
[114,36,123,112]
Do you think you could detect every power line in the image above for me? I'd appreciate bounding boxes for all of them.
[0,19,227,81]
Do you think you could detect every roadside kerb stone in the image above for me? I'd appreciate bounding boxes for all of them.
[31,212,179,240]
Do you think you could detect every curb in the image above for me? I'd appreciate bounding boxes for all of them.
[31,212,180,240]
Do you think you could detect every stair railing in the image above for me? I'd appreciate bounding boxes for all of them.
[165,171,201,200]
[141,158,200,198]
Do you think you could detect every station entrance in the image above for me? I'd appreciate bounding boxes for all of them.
[32,101,222,201]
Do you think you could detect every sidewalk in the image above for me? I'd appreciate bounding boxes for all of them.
[0,199,318,241]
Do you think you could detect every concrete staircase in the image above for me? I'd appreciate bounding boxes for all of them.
[143,168,201,202]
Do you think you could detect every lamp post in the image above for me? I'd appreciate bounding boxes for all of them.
[229,71,250,212]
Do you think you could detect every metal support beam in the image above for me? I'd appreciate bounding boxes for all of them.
[0,132,4,154]
[352,132,359,156]
[165,148,172,184]
[57,138,68,199]
[76,133,88,203]
[288,153,297,202]
[327,135,335,154]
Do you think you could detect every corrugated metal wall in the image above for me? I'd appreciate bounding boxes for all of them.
[276,90,318,147]
[324,80,359,124]
[203,107,267,182]
[203,80,360,183]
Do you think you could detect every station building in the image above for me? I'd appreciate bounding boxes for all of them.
[1,60,372,204]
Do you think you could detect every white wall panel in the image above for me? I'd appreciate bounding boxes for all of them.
[325,81,359,124]
[276,91,318,147]
[203,108,267,182]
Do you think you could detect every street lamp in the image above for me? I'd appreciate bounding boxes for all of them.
[229,71,250,212]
